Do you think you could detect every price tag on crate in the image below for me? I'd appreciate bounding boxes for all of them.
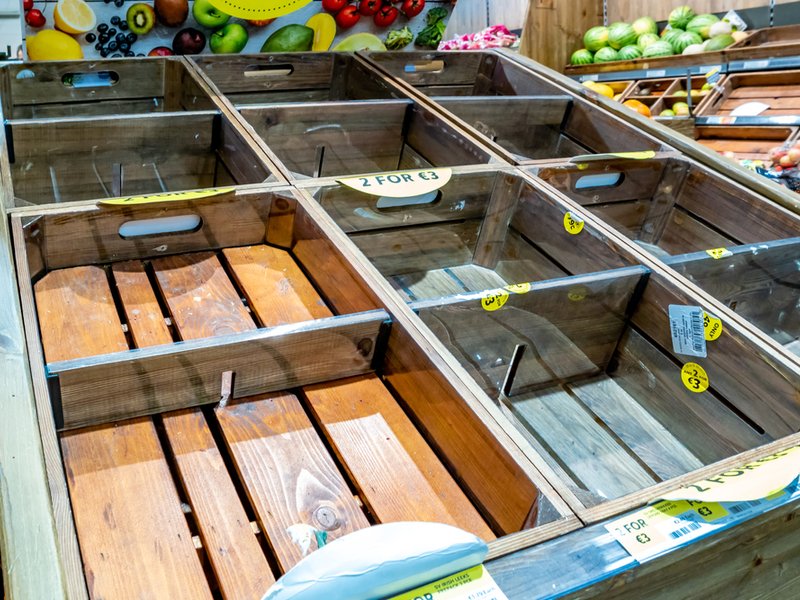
[605,446,800,562]
[706,247,733,259]
[99,187,235,205]
[385,565,509,600]
[338,169,452,198]
[669,305,707,358]
[705,67,721,85]
[704,312,722,341]
[563,212,584,235]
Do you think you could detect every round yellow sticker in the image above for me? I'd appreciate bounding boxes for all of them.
[704,312,722,341]
[682,363,710,393]
[564,212,584,235]
[482,289,509,311]
[505,283,531,294]
[207,0,311,20]
[706,248,733,259]
[568,287,588,302]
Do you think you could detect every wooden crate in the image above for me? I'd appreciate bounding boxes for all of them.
[2,108,276,206]
[8,181,575,600]
[562,46,735,77]
[698,70,800,117]
[293,164,800,529]
[0,57,215,120]
[725,24,800,63]
[620,75,719,116]
[361,50,671,163]
[694,125,798,162]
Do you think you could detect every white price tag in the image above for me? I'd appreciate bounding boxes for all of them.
[646,70,666,78]
[585,74,599,81]
[669,305,707,358]
[724,10,748,31]
[743,60,769,70]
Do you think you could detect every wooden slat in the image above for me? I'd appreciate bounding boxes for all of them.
[586,201,649,240]
[569,375,703,480]
[391,269,469,302]
[35,266,212,600]
[114,259,275,600]
[226,243,494,539]
[656,208,736,256]
[193,54,335,94]
[506,384,657,500]
[472,173,523,270]
[304,374,495,540]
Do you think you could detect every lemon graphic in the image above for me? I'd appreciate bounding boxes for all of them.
[54,0,96,34]
[27,30,84,61]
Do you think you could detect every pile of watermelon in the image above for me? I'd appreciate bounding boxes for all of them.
[571,6,749,66]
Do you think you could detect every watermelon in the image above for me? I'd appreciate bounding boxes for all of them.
[608,23,637,49]
[632,17,657,37]
[687,14,720,39]
[571,49,594,65]
[662,28,684,49]
[705,34,735,51]
[668,6,696,30]
[618,45,642,60]
[637,33,660,50]
[671,31,703,54]
[642,41,674,58]
[593,47,619,63]
[584,26,609,52]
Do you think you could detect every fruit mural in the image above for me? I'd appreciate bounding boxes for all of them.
[21,0,453,59]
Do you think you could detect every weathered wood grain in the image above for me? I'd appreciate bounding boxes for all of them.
[111,261,173,349]
[304,374,495,540]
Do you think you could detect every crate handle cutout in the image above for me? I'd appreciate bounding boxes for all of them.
[574,172,624,190]
[405,60,445,74]
[119,215,202,239]
[61,71,119,88]
[244,64,294,78]
[376,190,440,211]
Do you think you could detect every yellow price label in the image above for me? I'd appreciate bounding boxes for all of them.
[386,565,509,600]
[207,0,311,20]
[704,312,722,341]
[505,283,531,294]
[706,248,733,259]
[569,151,656,163]
[564,212,584,234]
[338,169,452,198]
[100,187,235,206]
[681,362,709,393]
[482,289,509,312]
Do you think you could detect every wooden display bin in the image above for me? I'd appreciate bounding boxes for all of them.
[698,70,800,117]
[725,24,800,63]
[9,182,572,599]
[293,164,800,526]
[192,52,412,106]
[3,109,276,206]
[0,57,215,120]
[361,50,670,163]
[238,99,498,179]
[695,125,798,162]
[529,153,800,257]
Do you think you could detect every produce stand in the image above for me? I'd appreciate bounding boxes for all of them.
[6,49,800,600]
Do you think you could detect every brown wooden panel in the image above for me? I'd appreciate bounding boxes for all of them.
[193,54,335,94]
[405,103,495,168]
[111,261,173,349]
[304,374,495,540]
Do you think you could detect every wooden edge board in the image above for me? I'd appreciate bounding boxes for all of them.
[49,309,389,430]
[180,56,291,184]
[286,185,577,523]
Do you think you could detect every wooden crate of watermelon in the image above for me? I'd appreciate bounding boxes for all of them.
[566,7,747,76]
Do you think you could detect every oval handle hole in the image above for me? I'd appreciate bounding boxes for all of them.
[575,172,624,190]
[376,190,441,211]
[404,60,445,74]
[244,64,294,78]
[119,215,202,239]
[61,71,119,88]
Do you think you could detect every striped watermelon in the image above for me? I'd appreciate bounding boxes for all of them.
[584,26,609,52]
[593,47,619,63]
[618,45,642,60]
[662,28,684,49]
[671,31,703,54]
[608,23,637,49]
[571,49,594,65]
[637,33,659,50]
[642,41,675,58]
[632,17,657,37]
[687,14,720,39]
[668,6,696,30]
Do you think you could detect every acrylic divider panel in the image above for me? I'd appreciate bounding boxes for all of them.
[4,109,274,205]
[360,50,672,162]
[10,183,570,599]
[0,57,217,120]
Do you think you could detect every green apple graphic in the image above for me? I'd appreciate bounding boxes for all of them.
[192,0,230,28]
[210,23,248,53]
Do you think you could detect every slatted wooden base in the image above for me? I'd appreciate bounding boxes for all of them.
[34,244,494,599]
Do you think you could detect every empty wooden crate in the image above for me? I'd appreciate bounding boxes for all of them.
[361,50,671,162]
[0,57,215,120]
[10,182,573,599]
